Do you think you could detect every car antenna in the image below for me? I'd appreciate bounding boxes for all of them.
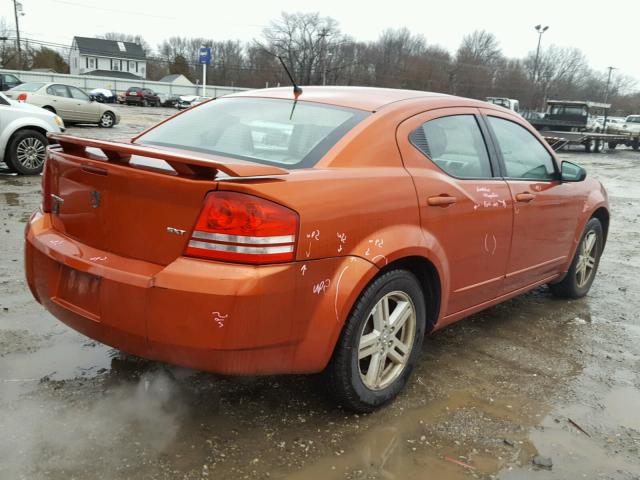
[254,42,303,97]
[276,55,303,96]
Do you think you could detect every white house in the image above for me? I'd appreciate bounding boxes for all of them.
[69,37,147,79]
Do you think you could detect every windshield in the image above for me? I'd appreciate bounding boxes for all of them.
[628,116,640,124]
[10,82,45,92]
[137,97,369,169]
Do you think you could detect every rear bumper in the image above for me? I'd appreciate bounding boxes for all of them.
[25,211,376,374]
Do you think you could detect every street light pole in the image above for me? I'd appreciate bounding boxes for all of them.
[532,25,549,83]
[532,24,549,111]
[602,66,617,133]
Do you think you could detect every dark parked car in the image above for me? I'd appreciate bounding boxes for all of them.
[125,87,160,107]
[0,73,22,91]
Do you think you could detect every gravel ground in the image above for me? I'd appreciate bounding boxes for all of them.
[0,105,639,479]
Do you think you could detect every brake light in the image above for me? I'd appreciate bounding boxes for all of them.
[17,93,27,102]
[137,91,143,97]
[185,192,298,264]
[42,158,51,213]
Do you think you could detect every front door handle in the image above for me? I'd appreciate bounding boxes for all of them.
[427,195,457,207]
[515,192,535,202]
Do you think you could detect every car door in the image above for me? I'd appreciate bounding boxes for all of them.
[46,84,76,121]
[481,110,583,293]
[68,86,101,122]
[397,108,513,319]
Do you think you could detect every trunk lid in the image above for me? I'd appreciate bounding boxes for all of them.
[44,134,289,266]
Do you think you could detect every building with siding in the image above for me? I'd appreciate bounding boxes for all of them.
[69,37,147,79]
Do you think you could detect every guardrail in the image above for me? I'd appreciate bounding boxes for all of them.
[0,68,251,97]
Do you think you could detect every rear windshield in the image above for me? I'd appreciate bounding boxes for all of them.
[10,82,45,92]
[127,87,142,92]
[136,97,369,169]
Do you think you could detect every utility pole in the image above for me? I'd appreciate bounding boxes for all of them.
[602,66,617,133]
[318,28,329,85]
[12,0,23,69]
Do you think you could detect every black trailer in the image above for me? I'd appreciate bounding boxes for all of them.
[541,131,640,153]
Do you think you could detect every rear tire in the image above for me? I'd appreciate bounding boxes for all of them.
[608,142,617,150]
[324,269,426,412]
[5,129,48,175]
[141,99,148,107]
[549,218,603,299]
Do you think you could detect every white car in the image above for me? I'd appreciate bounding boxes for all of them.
[5,82,120,128]
[608,115,640,136]
[0,92,64,175]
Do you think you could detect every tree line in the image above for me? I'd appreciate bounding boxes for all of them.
[1,13,639,114]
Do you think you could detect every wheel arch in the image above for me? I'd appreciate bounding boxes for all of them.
[591,206,609,245]
[378,256,441,333]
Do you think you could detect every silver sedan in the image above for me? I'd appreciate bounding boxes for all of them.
[5,82,120,128]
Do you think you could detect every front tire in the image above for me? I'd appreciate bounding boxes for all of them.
[549,218,603,298]
[324,270,426,412]
[99,111,115,128]
[5,129,48,175]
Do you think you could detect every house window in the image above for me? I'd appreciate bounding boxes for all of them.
[117,41,126,52]
[113,61,119,71]
[88,57,95,69]
[129,61,135,71]
[74,58,77,68]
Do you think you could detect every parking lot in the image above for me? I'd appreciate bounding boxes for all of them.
[1,105,639,479]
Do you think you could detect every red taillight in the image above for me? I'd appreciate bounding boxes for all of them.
[42,157,51,213]
[137,91,143,97]
[17,93,28,102]
[185,191,298,264]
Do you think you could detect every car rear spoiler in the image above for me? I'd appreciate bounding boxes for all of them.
[47,133,289,178]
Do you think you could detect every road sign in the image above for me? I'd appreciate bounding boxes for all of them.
[199,47,212,65]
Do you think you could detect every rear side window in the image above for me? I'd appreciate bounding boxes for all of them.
[137,97,369,169]
[410,115,493,179]
[487,116,556,180]
[47,84,70,97]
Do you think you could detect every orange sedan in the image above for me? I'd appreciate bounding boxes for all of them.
[24,87,609,411]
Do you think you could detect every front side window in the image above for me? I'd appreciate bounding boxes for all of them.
[47,84,70,97]
[487,116,556,180]
[68,86,90,101]
[137,97,369,169]
[410,115,493,179]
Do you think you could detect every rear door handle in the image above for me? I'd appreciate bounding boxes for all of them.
[515,192,535,202]
[427,195,457,207]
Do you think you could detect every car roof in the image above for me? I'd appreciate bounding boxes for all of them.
[229,86,450,112]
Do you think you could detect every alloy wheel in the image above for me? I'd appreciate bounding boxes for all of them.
[576,231,597,288]
[16,137,46,170]
[358,291,416,391]
[100,113,114,127]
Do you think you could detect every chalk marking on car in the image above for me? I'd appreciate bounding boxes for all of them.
[334,266,350,322]
[212,311,228,328]
[312,279,331,295]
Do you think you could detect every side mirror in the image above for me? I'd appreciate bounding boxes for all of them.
[561,161,587,182]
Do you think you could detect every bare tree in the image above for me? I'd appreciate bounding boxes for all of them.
[262,12,344,85]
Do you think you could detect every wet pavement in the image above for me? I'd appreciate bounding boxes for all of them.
[1,107,639,479]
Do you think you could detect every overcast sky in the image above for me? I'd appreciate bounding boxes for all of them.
[12,0,640,84]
